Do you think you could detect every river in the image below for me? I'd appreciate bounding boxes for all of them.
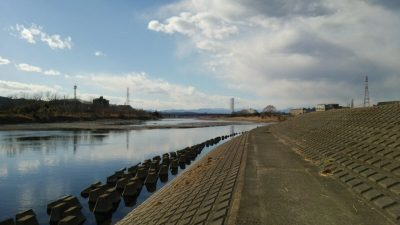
[0,119,265,224]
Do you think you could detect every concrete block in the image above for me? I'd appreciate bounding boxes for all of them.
[116,177,130,190]
[15,215,38,225]
[373,196,396,209]
[354,184,372,194]
[0,218,14,225]
[369,173,387,183]
[63,196,81,209]
[347,178,362,187]
[115,168,126,179]
[378,177,399,189]
[14,210,38,225]
[58,215,84,225]
[153,155,161,161]
[386,204,400,220]
[80,181,101,198]
[362,189,383,201]
[15,210,35,221]
[106,188,121,204]
[50,202,68,224]
[136,166,148,180]
[47,196,70,214]
[88,186,107,203]
[130,176,143,189]
[94,193,113,214]
[122,182,139,198]
[62,207,85,225]
[127,164,139,175]
[159,165,169,182]
[106,174,118,185]
[145,172,158,192]
[144,172,158,185]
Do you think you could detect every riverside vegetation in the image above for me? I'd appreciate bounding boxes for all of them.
[0,96,161,124]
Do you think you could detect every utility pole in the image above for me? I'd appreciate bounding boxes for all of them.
[363,76,370,107]
[74,84,77,102]
[126,87,130,106]
[230,98,234,114]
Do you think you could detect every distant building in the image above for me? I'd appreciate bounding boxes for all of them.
[93,96,109,108]
[289,108,314,116]
[236,108,258,115]
[316,104,340,112]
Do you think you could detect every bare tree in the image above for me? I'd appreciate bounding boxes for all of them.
[33,93,43,101]
[262,105,277,117]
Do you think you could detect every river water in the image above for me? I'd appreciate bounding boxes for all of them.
[0,119,264,224]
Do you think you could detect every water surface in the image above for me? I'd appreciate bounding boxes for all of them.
[0,120,264,224]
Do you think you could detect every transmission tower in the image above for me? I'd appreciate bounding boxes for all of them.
[363,76,370,107]
[230,98,234,114]
[74,84,77,101]
[125,87,130,106]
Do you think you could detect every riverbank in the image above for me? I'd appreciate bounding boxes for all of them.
[117,104,400,224]
[199,115,287,123]
[117,127,390,225]
[0,118,260,131]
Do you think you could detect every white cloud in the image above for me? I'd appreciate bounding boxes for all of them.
[0,80,57,96]
[41,35,72,50]
[15,63,62,76]
[94,51,106,57]
[43,69,61,76]
[12,24,72,50]
[16,63,42,73]
[148,12,238,41]
[0,56,11,65]
[148,0,400,108]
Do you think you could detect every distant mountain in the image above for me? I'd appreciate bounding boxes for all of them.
[161,108,232,114]
[161,107,290,114]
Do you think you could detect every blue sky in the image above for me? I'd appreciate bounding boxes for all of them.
[1,0,400,110]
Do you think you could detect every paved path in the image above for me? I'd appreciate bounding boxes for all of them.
[236,126,393,225]
[117,133,248,225]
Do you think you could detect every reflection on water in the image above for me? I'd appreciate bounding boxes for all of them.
[131,118,228,127]
[0,122,264,224]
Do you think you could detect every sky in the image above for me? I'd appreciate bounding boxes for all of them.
[0,0,399,110]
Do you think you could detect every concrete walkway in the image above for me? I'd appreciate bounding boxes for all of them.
[236,126,393,225]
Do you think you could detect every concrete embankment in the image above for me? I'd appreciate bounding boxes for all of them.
[271,103,400,224]
[117,133,248,225]
[117,103,400,225]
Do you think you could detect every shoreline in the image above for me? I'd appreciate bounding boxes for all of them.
[0,119,263,131]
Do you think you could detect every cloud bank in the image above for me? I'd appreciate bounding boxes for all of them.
[12,24,72,50]
[148,0,400,108]
[0,80,58,97]
[70,72,236,109]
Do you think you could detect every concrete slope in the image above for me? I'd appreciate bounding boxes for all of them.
[236,127,393,225]
[270,103,400,224]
